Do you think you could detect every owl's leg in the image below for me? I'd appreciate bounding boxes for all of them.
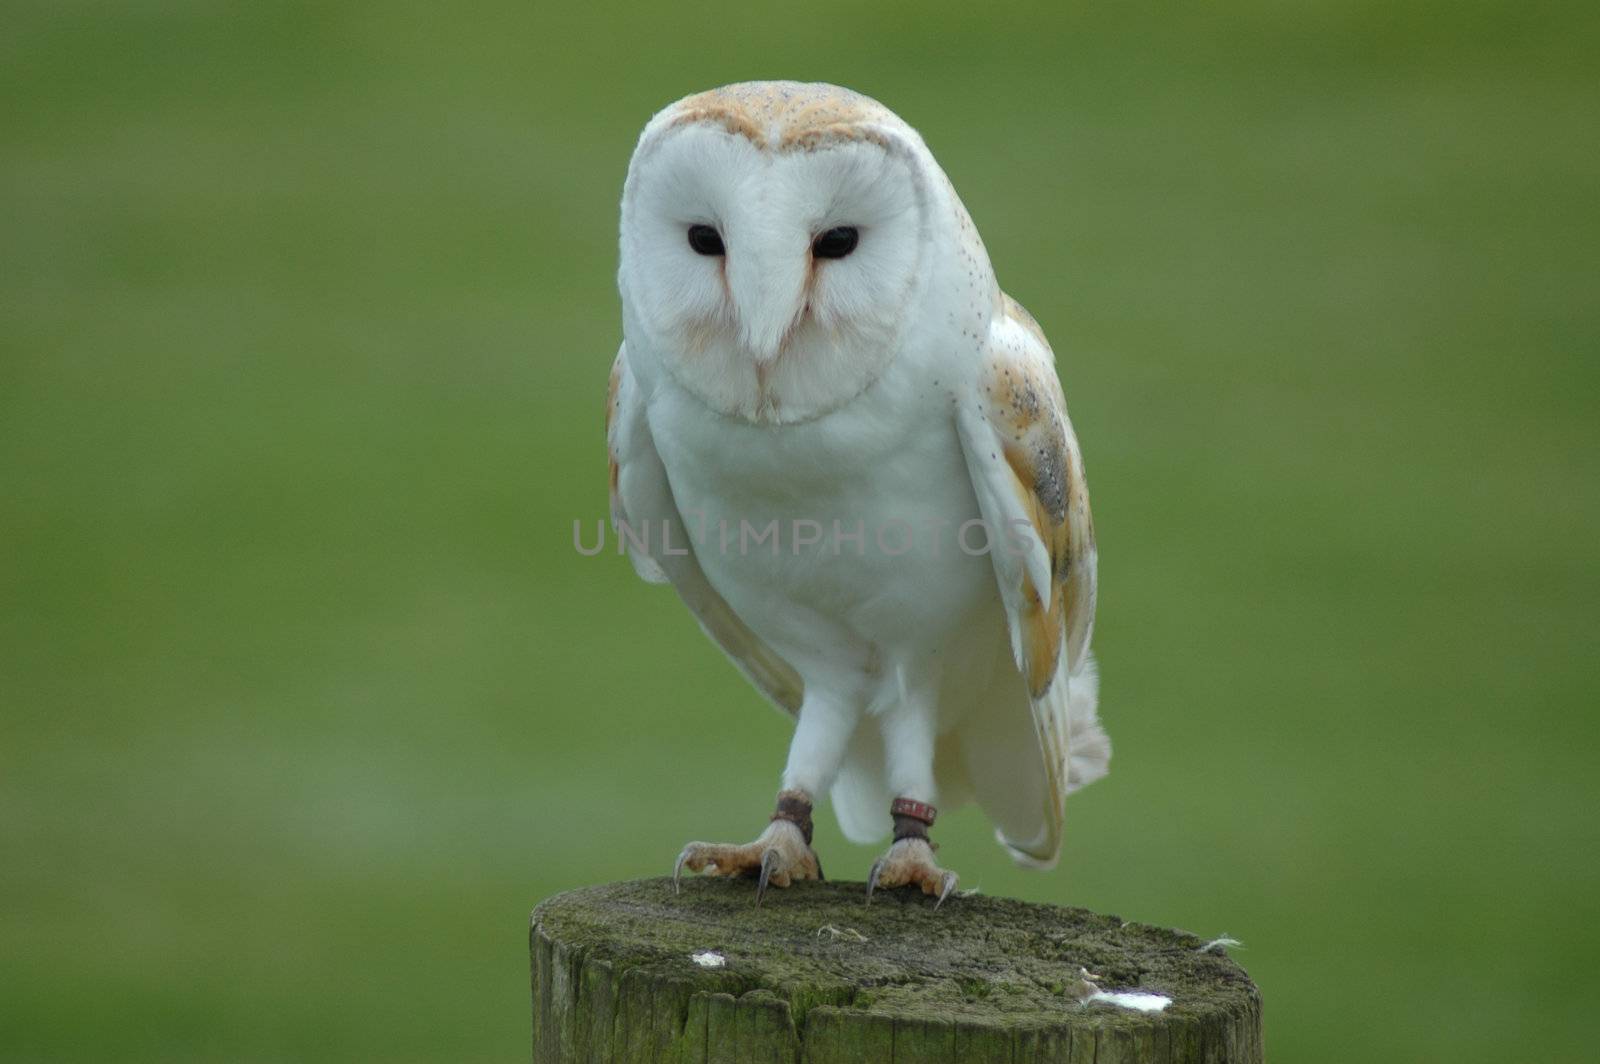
[672,695,851,903]
[866,702,958,907]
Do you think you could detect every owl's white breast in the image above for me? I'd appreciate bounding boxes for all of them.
[643,344,997,680]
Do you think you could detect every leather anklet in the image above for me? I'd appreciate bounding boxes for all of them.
[891,797,937,842]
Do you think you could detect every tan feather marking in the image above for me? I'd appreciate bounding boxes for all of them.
[783,123,892,151]
[668,81,895,153]
[1017,572,1065,697]
[1001,441,1066,697]
[991,362,1070,526]
[666,106,766,146]
[983,300,1096,696]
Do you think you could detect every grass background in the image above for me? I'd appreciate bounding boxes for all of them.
[3,1,1596,1060]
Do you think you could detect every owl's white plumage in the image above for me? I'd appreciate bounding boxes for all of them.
[608,82,1106,879]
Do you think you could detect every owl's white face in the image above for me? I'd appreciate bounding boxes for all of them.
[620,107,929,424]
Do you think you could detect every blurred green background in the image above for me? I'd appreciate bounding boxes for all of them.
[3,1,1596,1060]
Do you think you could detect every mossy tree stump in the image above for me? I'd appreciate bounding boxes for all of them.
[531,878,1261,1062]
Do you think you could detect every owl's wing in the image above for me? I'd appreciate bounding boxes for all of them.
[606,344,804,715]
[954,295,1100,867]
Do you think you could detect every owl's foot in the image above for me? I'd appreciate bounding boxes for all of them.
[673,791,822,905]
[865,798,958,909]
[866,838,958,908]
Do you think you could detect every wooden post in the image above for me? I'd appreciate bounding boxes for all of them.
[531,878,1262,1062]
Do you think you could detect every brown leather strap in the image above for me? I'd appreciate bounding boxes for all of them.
[891,797,937,842]
[770,790,814,845]
[891,798,937,825]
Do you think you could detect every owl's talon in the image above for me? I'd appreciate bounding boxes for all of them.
[755,848,779,906]
[865,837,958,909]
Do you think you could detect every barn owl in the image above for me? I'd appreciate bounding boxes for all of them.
[607,82,1107,906]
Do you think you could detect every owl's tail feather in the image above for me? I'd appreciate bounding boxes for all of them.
[1064,653,1109,793]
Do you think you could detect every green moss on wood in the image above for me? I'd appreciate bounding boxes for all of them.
[531,877,1262,1063]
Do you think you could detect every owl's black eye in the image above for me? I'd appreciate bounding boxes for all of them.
[687,224,725,256]
[812,226,859,259]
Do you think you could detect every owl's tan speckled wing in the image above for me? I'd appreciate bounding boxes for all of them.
[606,345,805,715]
[956,295,1098,865]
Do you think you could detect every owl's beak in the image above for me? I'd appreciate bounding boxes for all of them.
[725,238,810,365]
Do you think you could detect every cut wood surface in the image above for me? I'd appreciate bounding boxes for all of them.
[531,877,1262,1062]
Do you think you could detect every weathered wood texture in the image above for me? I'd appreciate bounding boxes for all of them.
[531,878,1262,1063]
